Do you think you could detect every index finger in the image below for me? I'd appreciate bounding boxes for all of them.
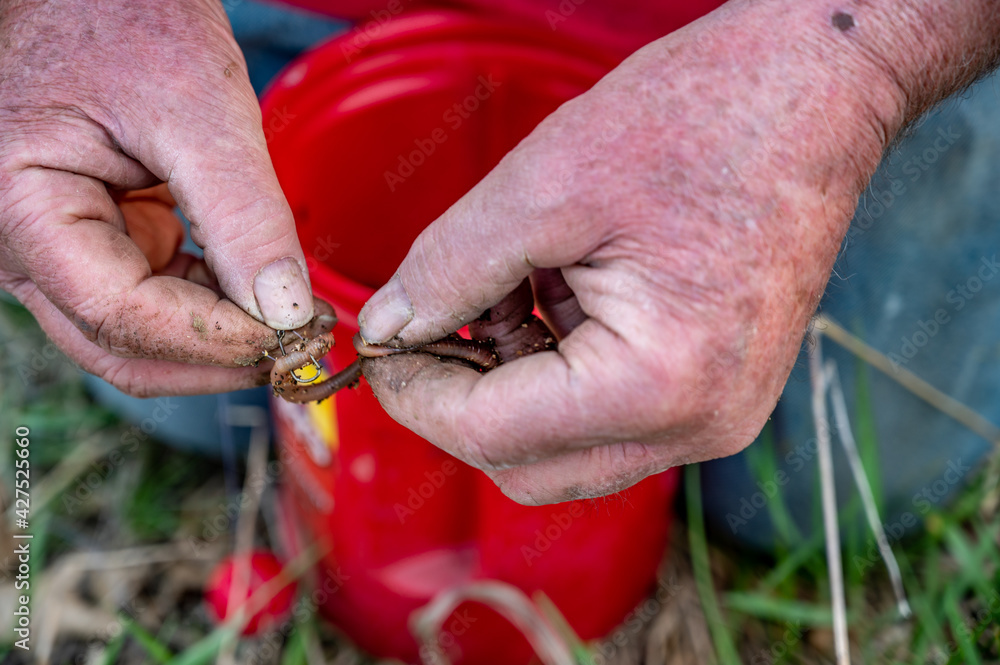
[360,318,684,470]
[6,168,319,368]
[356,132,608,347]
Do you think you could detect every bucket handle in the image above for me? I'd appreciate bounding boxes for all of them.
[411,580,579,665]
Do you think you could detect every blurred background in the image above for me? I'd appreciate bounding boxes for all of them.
[2,1,1000,663]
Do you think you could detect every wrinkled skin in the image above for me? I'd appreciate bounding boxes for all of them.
[356,0,1000,504]
[2,0,998,503]
[0,0,317,396]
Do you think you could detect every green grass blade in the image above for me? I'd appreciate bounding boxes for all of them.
[944,587,982,665]
[757,531,825,595]
[686,464,741,664]
[898,547,948,646]
[744,423,802,547]
[122,615,174,664]
[281,625,307,665]
[941,522,983,596]
[164,626,239,665]
[723,591,834,626]
[99,629,128,665]
[851,351,884,512]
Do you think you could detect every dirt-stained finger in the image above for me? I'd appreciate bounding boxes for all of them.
[115,184,184,272]
[10,171,338,369]
[530,268,587,340]
[467,279,556,363]
[9,280,273,396]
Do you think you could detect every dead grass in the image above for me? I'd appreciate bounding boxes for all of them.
[1,296,998,665]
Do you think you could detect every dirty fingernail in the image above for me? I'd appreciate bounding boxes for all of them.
[358,275,413,344]
[254,257,313,329]
[315,313,336,331]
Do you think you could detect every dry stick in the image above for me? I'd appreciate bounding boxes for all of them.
[303,620,327,665]
[6,435,118,523]
[412,581,576,665]
[35,544,219,665]
[825,360,912,619]
[814,314,1000,446]
[219,405,271,665]
[168,543,329,665]
[816,314,1000,517]
[809,334,851,665]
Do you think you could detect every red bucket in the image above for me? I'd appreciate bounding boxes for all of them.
[262,12,679,663]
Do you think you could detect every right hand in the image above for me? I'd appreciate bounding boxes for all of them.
[354,0,1000,504]
[0,0,324,396]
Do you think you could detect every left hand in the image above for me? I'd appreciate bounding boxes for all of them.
[353,0,1000,504]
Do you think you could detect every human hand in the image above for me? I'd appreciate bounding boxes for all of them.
[355,0,1000,503]
[0,0,323,396]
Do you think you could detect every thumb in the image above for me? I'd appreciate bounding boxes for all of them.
[130,56,312,330]
[172,127,311,331]
[357,148,603,345]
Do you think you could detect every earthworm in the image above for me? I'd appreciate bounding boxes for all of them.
[269,279,555,403]
[422,337,499,369]
[358,334,498,369]
[468,279,556,362]
[273,358,363,404]
[271,333,334,377]
[269,331,498,404]
[269,331,354,404]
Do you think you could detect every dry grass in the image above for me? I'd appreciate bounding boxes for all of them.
[1,296,998,665]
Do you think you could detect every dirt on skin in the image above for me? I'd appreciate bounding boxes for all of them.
[191,312,208,340]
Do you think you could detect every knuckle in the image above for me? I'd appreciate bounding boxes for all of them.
[513,150,579,222]
[454,417,504,471]
[101,363,156,399]
[490,470,547,506]
[70,299,110,345]
[499,485,546,507]
[0,138,30,175]
[707,430,759,460]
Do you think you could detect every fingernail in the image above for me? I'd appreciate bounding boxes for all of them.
[315,313,336,332]
[254,257,313,329]
[358,275,413,344]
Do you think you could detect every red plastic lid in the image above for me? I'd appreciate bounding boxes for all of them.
[280,0,725,58]
[262,11,621,324]
[261,17,682,661]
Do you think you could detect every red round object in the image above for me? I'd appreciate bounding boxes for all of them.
[262,12,679,663]
[205,550,298,635]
